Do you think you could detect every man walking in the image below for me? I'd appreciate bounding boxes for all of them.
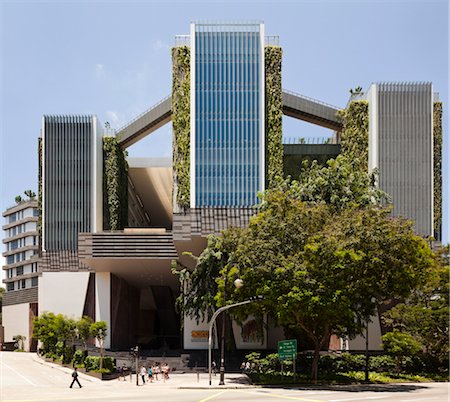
[70,367,82,388]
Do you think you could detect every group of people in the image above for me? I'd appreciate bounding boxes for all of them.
[138,363,171,384]
[240,361,252,373]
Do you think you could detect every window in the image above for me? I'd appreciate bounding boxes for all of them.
[21,279,26,289]
[33,236,37,245]
[33,209,39,217]
[16,267,23,276]
[31,276,38,287]
[31,262,38,273]
[8,214,17,223]
[6,255,14,264]
[7,269,13,278]
[7,282,14,291]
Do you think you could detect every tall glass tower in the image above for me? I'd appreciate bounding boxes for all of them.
[190,22,265,207]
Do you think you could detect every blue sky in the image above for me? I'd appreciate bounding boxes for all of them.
[1,0,448,257]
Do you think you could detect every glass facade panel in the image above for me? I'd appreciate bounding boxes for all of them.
[194,23,262,207]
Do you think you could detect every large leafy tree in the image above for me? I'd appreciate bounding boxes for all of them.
[174,156,437,381]
[218,190,435,380]
[382,248,449,370]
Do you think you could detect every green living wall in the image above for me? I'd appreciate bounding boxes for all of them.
[433,101,442,238]
[103,137,128,230]
[337,101,369,170]
[38,138,42,241]
[172,46,191,209]
[265,46,283,188]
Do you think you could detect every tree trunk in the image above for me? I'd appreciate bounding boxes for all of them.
[311,343,321,383]
[100,342,104,370]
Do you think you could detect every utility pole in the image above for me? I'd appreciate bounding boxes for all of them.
[365,323,369,382]
[208,295,264,386]
[130,346,139,386]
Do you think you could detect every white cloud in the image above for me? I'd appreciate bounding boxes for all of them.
[152,39,169,51]
[105,110,124,128]
[95,63,105,76]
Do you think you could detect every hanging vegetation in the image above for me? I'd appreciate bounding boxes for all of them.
[337,101,369,171]
[172,46,191,209]
[38,138,42,240]
[433,101,442,237]
[265,46,283,188]
[103,137,128,230]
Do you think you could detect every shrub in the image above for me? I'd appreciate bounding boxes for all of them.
[72,350,86,366]
[84,356,115,373]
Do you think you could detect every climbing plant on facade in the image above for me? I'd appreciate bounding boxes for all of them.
[337,101,369,171]
[433,101,442,238]
[37,138,43,240]
[172,46,190,210]
[265,46,283,188]
[103,137,128,230]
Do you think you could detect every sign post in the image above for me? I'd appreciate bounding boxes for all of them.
[278,339,297,375]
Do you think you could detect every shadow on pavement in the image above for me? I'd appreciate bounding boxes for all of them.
[269,383,429,393]
[225,376,252,385]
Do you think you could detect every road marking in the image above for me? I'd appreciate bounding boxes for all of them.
[0,360,37,386]
[239,390,325,401]
[199,390,228,402]
[330,396,390,402]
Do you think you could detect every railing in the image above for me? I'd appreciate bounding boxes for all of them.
[175,35,190,47]
[116,95,171,134]
[283,88,341,110]
[265,36,280,46]
[283,136,339,145]
[103,128,116,137]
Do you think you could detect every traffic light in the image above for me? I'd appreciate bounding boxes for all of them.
[129,345,139,357]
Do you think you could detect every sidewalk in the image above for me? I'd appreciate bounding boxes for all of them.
[32,354,254,389]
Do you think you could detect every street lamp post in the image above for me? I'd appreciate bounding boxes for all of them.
[208,294,263,386]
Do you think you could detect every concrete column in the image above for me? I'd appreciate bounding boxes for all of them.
[95,272,111,349]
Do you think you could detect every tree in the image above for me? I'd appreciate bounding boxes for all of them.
[174,157,436,381]
[90,321,107,370]
[33,312,59,354]
[173,229,242,323]
[381,330,422,374]
[15,195,22,204]
[13,334,26,350]
[24,190,36,200]
[218,190,435,381]
[77,316,93,351]
[54,314,77,347]
[382,249,449,370]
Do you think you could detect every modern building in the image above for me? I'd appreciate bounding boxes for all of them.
[1,21,442,356]
[2,200,39,351]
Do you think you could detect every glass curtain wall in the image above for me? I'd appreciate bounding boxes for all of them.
[194,22,262,207]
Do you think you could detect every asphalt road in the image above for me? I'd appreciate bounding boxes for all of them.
[0,352,448,402]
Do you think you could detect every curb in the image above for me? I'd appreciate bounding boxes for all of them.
[31,354,100,383]
[178,386,255,389]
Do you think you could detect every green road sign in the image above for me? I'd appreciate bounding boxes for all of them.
[278,339,297,360]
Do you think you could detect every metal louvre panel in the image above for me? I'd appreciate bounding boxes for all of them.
[377,82,432,236]
[78,232,178,259]
[43,115,93,251]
